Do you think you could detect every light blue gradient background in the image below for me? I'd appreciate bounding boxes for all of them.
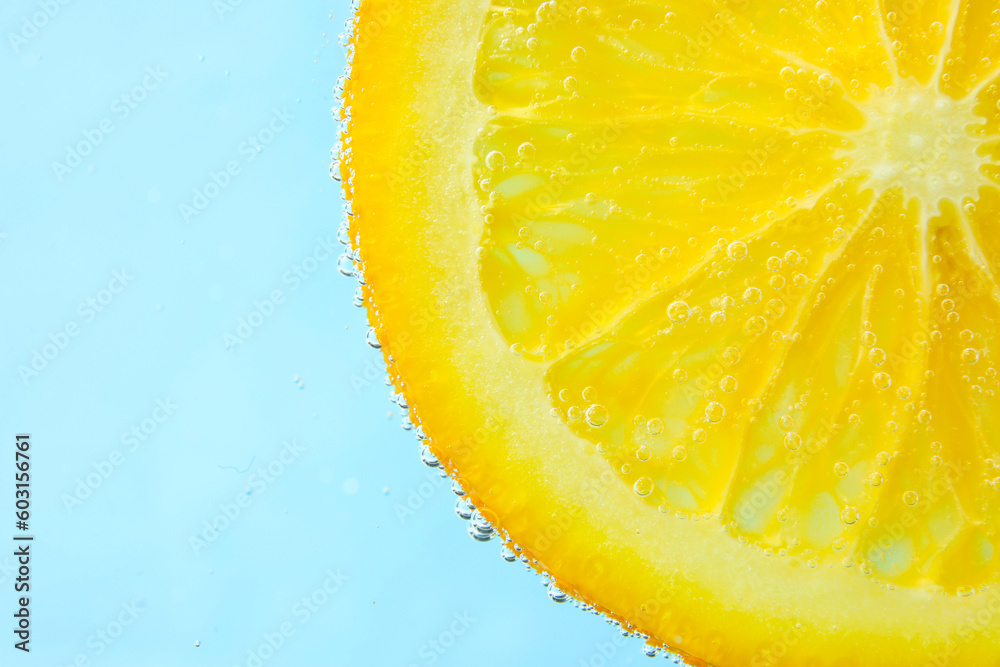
[0,1,663,665]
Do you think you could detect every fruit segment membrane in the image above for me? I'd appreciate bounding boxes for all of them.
[473,0,1000,593]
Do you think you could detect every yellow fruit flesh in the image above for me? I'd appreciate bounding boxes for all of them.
[344,1,1000,664]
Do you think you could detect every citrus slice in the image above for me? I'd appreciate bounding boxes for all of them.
[340,1,1000,664]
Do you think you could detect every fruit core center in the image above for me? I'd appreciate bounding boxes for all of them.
[843,80,992,214]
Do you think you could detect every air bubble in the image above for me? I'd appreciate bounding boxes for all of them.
[723,347,741,365]
[744,287,762,304]
[746,316,767,335]
[455,497,474,520]
[468,510,497,542]
[548,585,569,603]
[633,477,654,497]
[873,372,891,390]
[485,150,505,170]
[672,445,688,461]
[962,348,980,365]
[705,402,725,423]
[585,404,609,428]
[766,299,785,318]
[668,300,692,323]
[903,490,919,506]
[784,432,802,451]
[840,506,860,525]
[338,253,357,277]
[720,375,738,393]
[673,368,688,383]
[727,241,748,260]
[420,445,441,468]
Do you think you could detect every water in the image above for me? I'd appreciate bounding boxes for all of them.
[0,0,659,664]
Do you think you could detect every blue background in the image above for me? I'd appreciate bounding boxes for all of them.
[0,1,671,665]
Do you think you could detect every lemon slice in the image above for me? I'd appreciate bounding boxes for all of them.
[341,1,1000,664]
